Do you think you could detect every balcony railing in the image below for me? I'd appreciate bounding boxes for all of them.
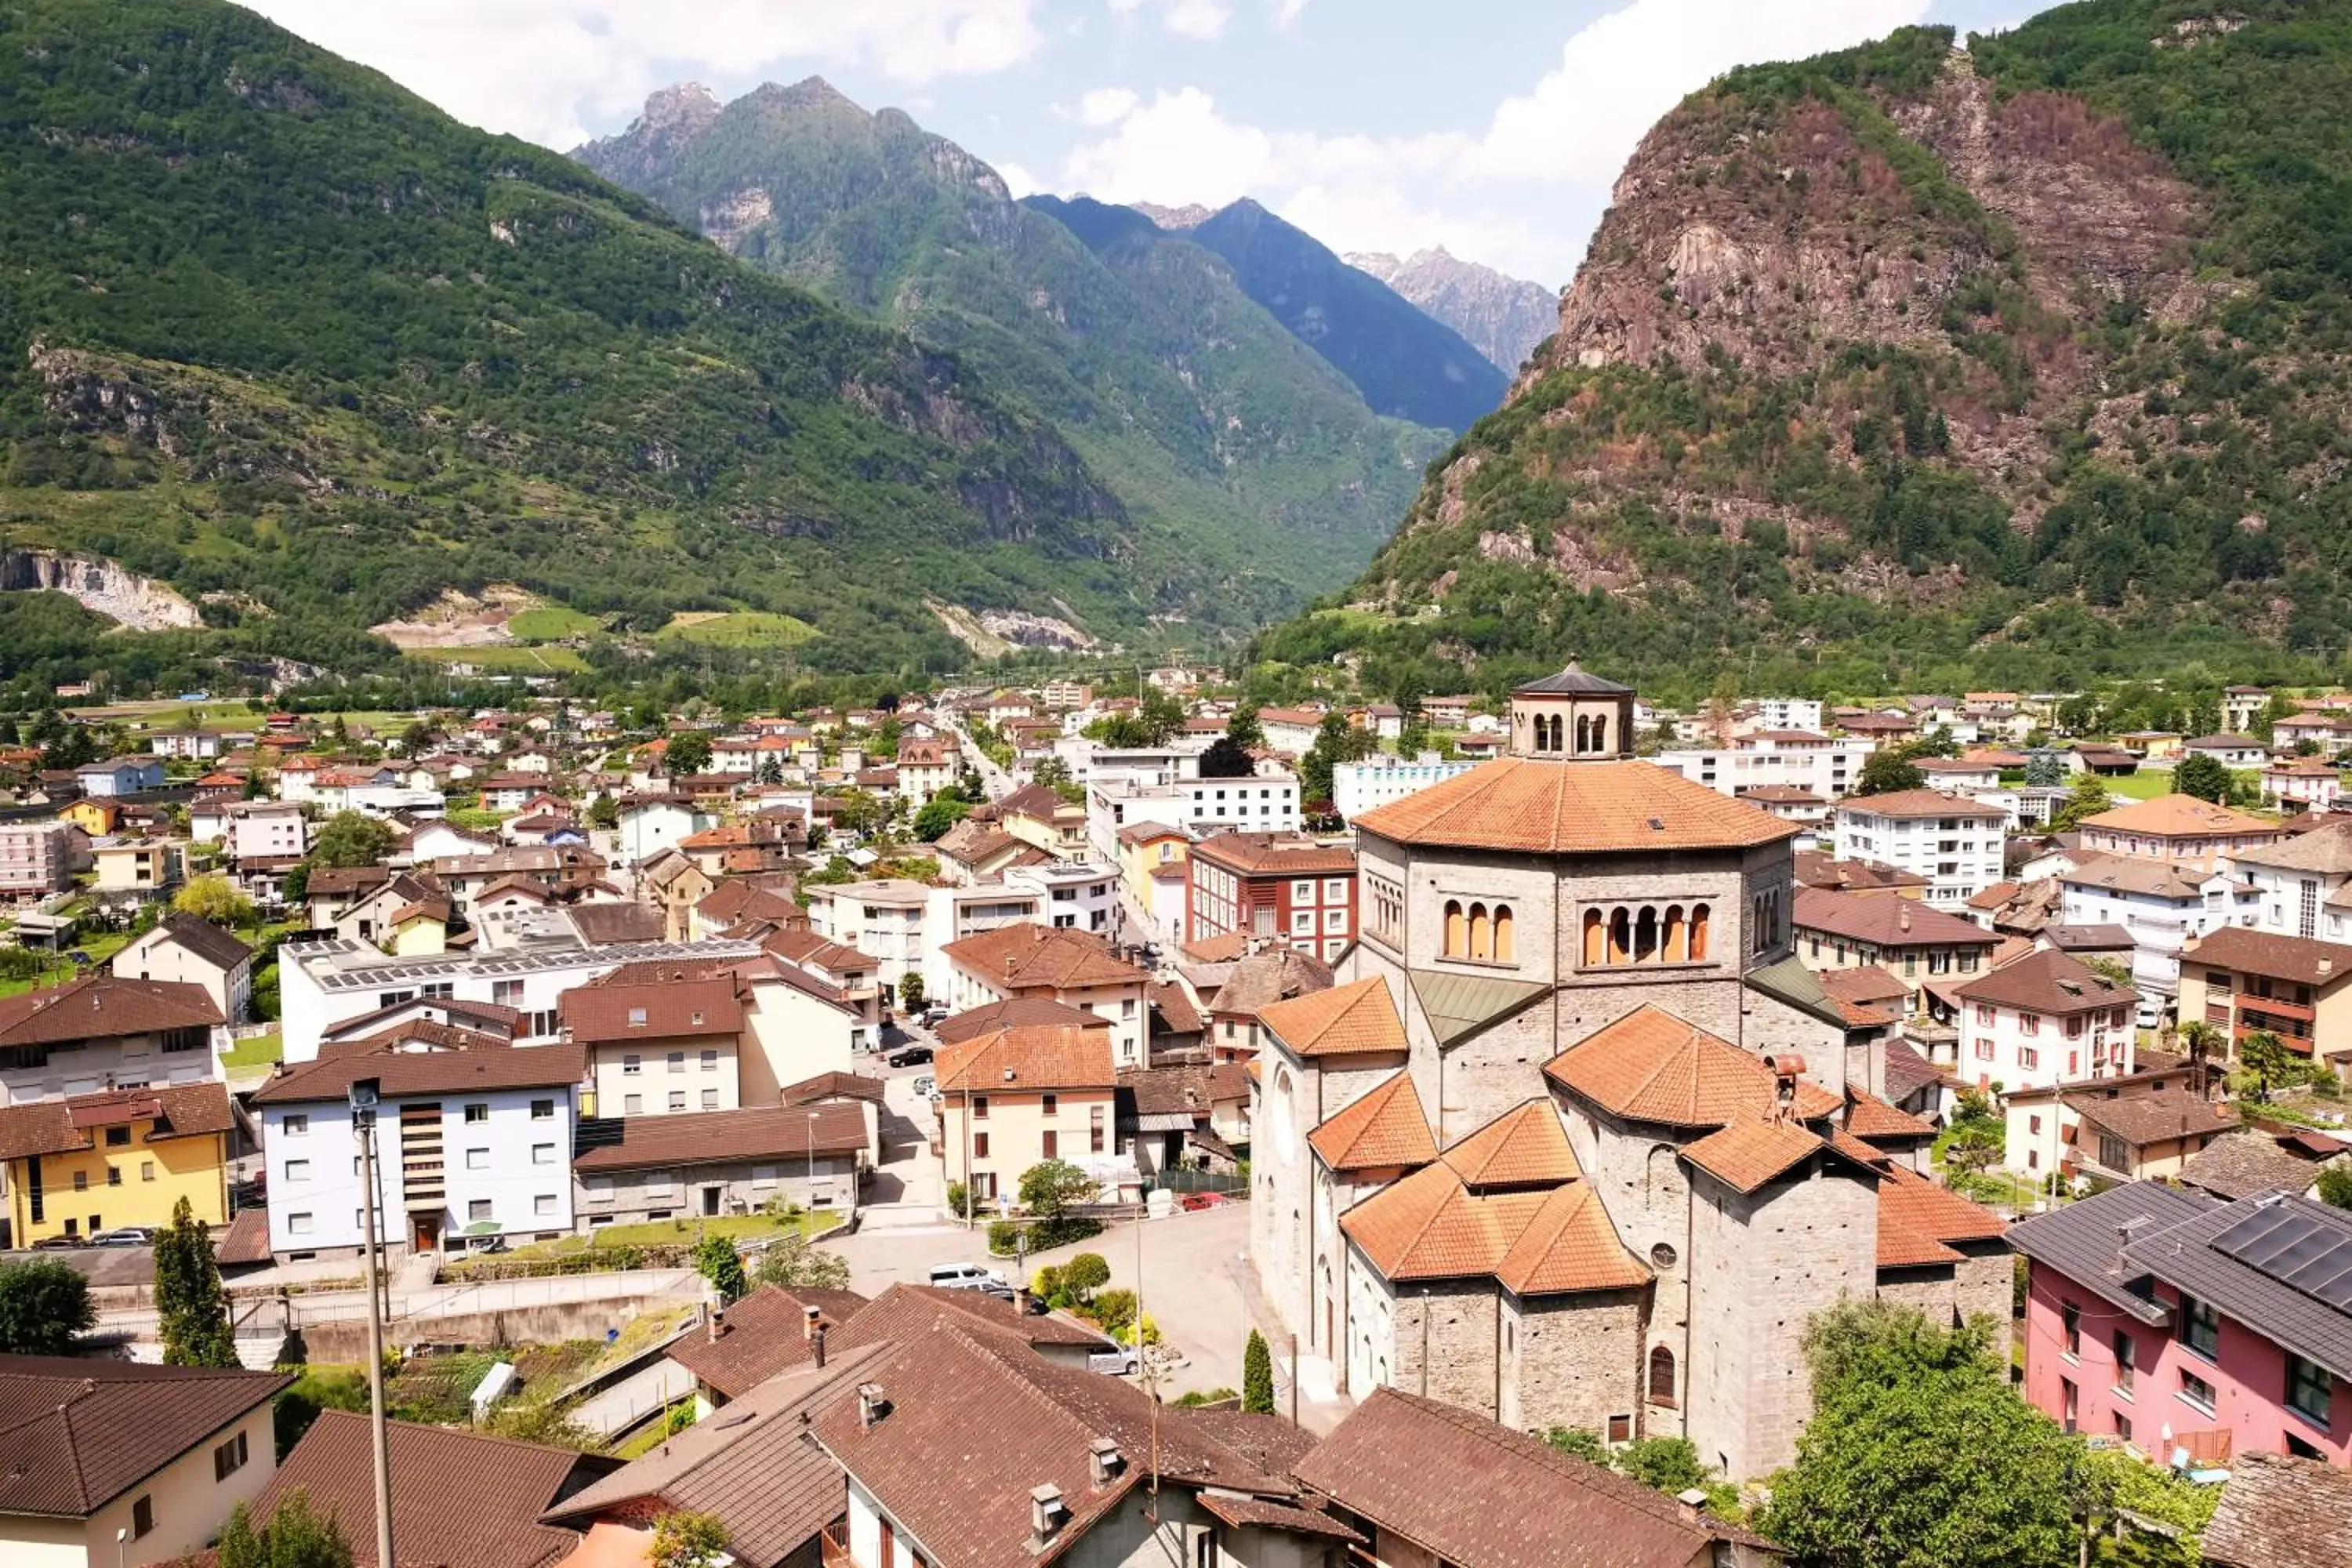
[820,1522,859,1568]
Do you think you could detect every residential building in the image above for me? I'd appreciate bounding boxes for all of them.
[894,738,955,802]
[2273,710,2352,755]
[2179,1127,2350,1203]
[223,801,308,870]
[2076,793,2290,871]
[2001,1065,2223,1183]
[1791,887,1997,1011]
[2234,818,2352,941]
[2223,686,2270,735]
[1199,944,1334,1060]
[251,1026,586,1256]
[74,756,165,797]
[0,975,225,1107]
[1657,731,1877,802]
[1755,696,1824,731]
[0,1082,233,1247]
[658,1283,877,1413]
[0,1356,289,1568]
[0,822,75,897]
[561,975,742,1118]
[1830,789,2007,911]
[2060,850,2252,1018]
[90,840,183,901]
[760,929,884,1047]
[616,793,714,863]
[1330,754,1477,822]
[1188,832,1358,964]
[2183,734,2272,768]
[2177,925,2352,1073]
[1947,948,2137,1092]
[1086,772,1301,863]
[800,877,1045,1004]
[2010,1183,2352,1465]
[1114,822,1192,946]
[2263,757,2345,811]
[573,1102,866,1227]
[428,844,607,915]
[934,1023,1120,1205]
[1736,784,1830,834]
[940,924,1151,1067]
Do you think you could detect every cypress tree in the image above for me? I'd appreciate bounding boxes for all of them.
[1242,1328,1275,1414]
[156,1195,240,1367]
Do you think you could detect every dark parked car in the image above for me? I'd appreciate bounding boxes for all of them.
[31,1233,87,1249]
[885,1044,933,1068]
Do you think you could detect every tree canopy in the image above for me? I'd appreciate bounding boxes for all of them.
[0,1258,95,1354]
[1855,750,1926,797]
[311,810,398,869]
[156,1195,240,1367]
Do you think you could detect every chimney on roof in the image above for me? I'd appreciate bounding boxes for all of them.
[1088,1436,1123,1488]
[804,1302,822,1341]
[707,1305,724,1344]
[858,1381,887,1427]
[1676,1488,1709,1526]
[1766,1055,1803,1120]
[1029,1484,1066,1549]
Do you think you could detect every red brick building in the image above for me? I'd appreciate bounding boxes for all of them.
[1186,832,1358,963]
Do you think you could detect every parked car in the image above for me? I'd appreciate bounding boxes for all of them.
[885,1044,933,1068]
[927,1261,1008,1293]
[920,1006,952,1026]
[88,1227,154,1248]
[1087,1346,1140,1376]
[31,1233,87,1249]
[909,1075,935,1100]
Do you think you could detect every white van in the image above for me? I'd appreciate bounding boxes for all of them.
[927,1261,1010,1293]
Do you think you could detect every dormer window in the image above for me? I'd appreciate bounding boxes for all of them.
[627,1007,648,1027]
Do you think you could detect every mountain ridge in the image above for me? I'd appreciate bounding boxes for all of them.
[1344,246,1558,377]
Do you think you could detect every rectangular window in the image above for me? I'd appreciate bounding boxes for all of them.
[468,1199,492,1221]
[72,1170,86,1192]
[622,1054,642,1076]
[132,1495,154,1539]
[973,1131,989,1159]
[285,1159,310,1182]
[973,1095,989,1120]
[1041,1094,1058,1116]
[1091,1105,1106,1153]
[531,1098,555,1120]
[535,1194,557,1217]
[2112,1330,2136,1397]
[2180,1369,2217,1413]
[668,1051,686,1073]
[464,1103,488,1123]
[213,1431,249,1480]
[701,1048,719,1072]
[701,1088,719,1110]
[667,1091,686,1112]
[282,1113,308,1136]
[532,1143,554,1165]
[751,1165,778,1189]
[1042,1130,1058,1159]
[288,1212,314,1235]
[2183,1295,2220,1361]
[623,1094,644,1115]
[466,1148,489,1171]
[105,1124,130,1148]
[141,1160,154,1182]
[2022,1012,2042,1036]
[2020,1047,2039,1071]
[2062,1301,2080,1359]
[2288,1355,2333,1427]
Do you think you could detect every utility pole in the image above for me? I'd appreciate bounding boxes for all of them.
[350,1078,395,1568]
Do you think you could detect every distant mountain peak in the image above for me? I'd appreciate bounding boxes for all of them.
[1344,246,1556,376]
[748,75,867,117]
[637,81,720,135]
[1129,200,1215,230]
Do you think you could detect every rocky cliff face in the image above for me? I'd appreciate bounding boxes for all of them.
[1345,247,1559,376]
[0,549,200,630]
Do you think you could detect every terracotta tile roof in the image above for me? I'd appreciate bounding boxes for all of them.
[2063,1088,2236,1151]
[940,924,1143,991]
[560,976,743,1042]
[319,996,523,1043]
[1835,787,2005,821]
[1497,1181,1650,1296]
[254,1036,586,1105]
[1815,965,1910,1007]
[1792,887,1998,948]
[1951,947,2131,1016]
[256,1409,593,1568]
[2201,1450,2352,1568]
[1339,1156,1644,1296]
[1189,832,1357,877]
[569,902,667,946]
[1260,976,1406,1058]
[829,1282,1115,1356]
[665,1284,873,1400]
[1354,757,1795,855]
[1440,1099,1578,1187]
[1292,1388,1772,1568]
[1876,1218,1965,1268]
[1544,1004,1838,1127]
[1196,1492,1363,1541]
[934,1025,1116,1094]
[0,1356,289,1518]
[574,1102,868,1174]
[1307,1072,1437,1171]
[779,1071,887,1105]
[1794,851,1929,892]
[1875,1163,2006,1261]
[0,973,221,1047]
[0,1081,233,1162]
[1844,1087,1937,1142]
[1680,1120,1827,1193]
[2080,793,2282,838]
[2183,925,2352,989]
[1147,978,1204,1036]
[2059,849,2218,900]
[935,998,1109,1042]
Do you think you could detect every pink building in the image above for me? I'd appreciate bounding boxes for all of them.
[2009,1182,2352,1468]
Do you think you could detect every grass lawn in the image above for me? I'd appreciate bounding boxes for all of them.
[654,610,818,648]
[478,1210,840,1263]
[0,929,138,998]
[2100,769,2176,800]
[402,644,589,673]
[508,605,603,641]
[220,1031,283,1069]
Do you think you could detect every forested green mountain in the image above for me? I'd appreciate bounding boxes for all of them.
[1257,4,2352,704]
[572,81,1445,618]
[0,0,1290,686]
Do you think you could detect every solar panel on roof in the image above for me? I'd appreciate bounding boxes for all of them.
[2212,1203,2352,1314]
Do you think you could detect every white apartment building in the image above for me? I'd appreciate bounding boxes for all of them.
[1659,731,1878,802]
[1330,755,1476,823]
[1831,788,2007,911]
[1011,860,1120,936]
[275,935,762,1063]
[227,801,309,864]
[252,1040,582,1258]
[1086,773,1301,862]
[1948,949,2137,1094]
[1754,698,1824,732]
[0,974,227,1106]
[0,820,77,897]
[2058,851,2253,1021]
[804,877,1046,1001]
[2234,820,2352,941]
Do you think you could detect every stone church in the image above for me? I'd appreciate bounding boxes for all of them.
[1250,666,2007,1480]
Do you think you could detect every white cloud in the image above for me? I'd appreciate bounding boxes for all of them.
[1107,0,1232,43]
[996,160,1041,197]
[242,0,1047,149]
[1076,86,1140,126]
[1269,0,1312,29]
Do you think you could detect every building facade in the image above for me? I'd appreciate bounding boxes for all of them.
[1830,789,2006,912]
[1187,833,1358,965]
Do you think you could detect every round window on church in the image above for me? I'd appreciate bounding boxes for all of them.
[1650,1243,1679,1270]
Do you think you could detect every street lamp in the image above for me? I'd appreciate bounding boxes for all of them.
[349,1077,395,1568]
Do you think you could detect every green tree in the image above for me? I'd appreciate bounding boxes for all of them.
[311,810,397,868]
[752,1231,853,1290]
[1196,735,1255,778]
[898,971,927,1013]
[156,1196,239,1367]
[1242,1328,1276,1414]
[694,1235,747,1303]
[1856,750,1926,797]
[2176,1019,2225,1094]
[665,730,714,777]
[1613,1437,1711,1494]
[0,1258,96,1353]
[2318,1163,2352,1211]
[650,1510,731,1568]
[1058,1251,1111,1302]
[913,791,971,841]
[588,793,621,830]
[2172,752,2230,804]
[274,1368,369,1459]
[1018,1158,1099,1217]
[1300,713,1377,808]
[2054,774,2113,832]
[1541,1427,1611,1465]
[216,1489,354,1568]
[173,873,256,929]
[1225,702,1265,752]
[2238,1029,2303,1102]
[2023,751,2067,789]
[1762,1301,2079,1568]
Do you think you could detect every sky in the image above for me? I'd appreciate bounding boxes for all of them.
[245,0,2040,288]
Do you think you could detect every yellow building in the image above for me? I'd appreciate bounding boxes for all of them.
[0,1082,234,1246]
[56,800,119,837]
[91,840,183,898]
[1116,822,1191,941]
[934,1023,1116,1206]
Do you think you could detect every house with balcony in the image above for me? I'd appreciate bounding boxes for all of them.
[0,974,225,1108]
[90,839,183,904]
[2060,850,2252,1022]
[941,924,1150,1068]
[1791,887,1997,1014]
[2009,1182,2352,1466]
[2176,925,2352,1076]
[1830,789,2006,912]
[2235,818,2352,941]
[2000,1062,2233,1185]
[2263,757,2346,811]
[250,1025,584,1258]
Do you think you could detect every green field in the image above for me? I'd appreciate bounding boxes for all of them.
[654,611,819,648]
[506,605,603,641]
[403,644,589,673]
[220,1031,283,1069]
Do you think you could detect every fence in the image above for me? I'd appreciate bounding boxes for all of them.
[1148,1168,1247,1196]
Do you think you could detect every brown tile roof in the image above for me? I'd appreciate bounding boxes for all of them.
[1196,1491,1363,1541]
[666,1284,873,1400]
[941,924,1143,992]
[1260,976,1407,1058]
[779,1071,887,1105]
[1815,965,1910,1006]
[1951,947,2131,1016]
[1440,1099,1579,1188]
[1835,787,2005,821]
[2177,1131,2336,1202]
[1307,1072,1437,1171]
[214,1206,273,1268]
[1795,851,1929,892]
[253,1036,586,1105]
[1843,1087,1936,1142]
[318,996,523,1042]
[2063,1088,2236,1151]
[1792,887,1998,948]
[2059,848,2214,900]
[1209,946,1336,1015]
[560,976,744,1042]
[1875,1163,2006,1270]
[1544,1004,1839,1127]
[0,973,222,1047]
[1353,757,1795,855]
[151,912,254,971]
[257,1409,593,1568]
[829,1283,1115,1355]
[935,997,1109,1042]
[1339,1156,1645,1295]
[2081,793,2283,838]
[760,927,875,975]
[569,902,667,946]
[2183,925,2352,989]
[0,1081,233,1162]
[1293,1388,1771,1568]
[1680,1119,1828,1194]
[1189,832,1357,877]
[2201,1450,2352,1568]
[934,1025,1116,1094]
[1147,978,1203,1036]
[574,1103,868,1173]
[0,1356,289,1518]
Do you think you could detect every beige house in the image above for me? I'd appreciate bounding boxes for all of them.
[562,975,744,1118]
[0,1357,288,1568]
[91,840,182,900]
[2074,793,2289,871]
[941,924,1151,1067]
[935,1024,1116,1207]
[2176,924,2352,1074]
[110,913,255,1025]
[1791,886,1998,1012]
